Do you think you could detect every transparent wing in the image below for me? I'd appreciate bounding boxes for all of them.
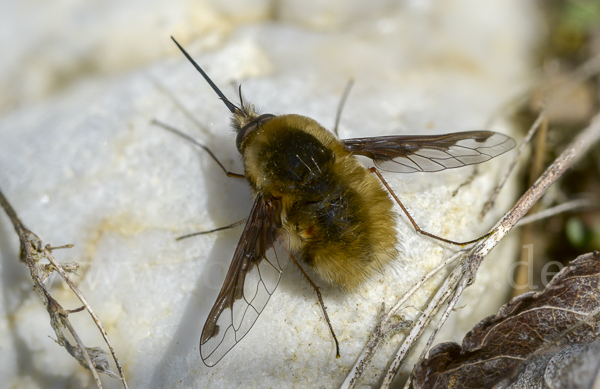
[200,196,290,366]
[342,131,515,173]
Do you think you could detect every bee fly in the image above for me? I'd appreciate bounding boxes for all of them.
[157,37,515,367]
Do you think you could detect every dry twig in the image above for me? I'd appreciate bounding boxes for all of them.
[340,111,600,388]
[516,197,596,227]
[481,52,600,219]
[480,111,546,218]
[382,112,600,388]
[341,250,466,389]
[0,188,129,389]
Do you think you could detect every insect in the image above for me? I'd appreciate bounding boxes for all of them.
[160,37,516,367]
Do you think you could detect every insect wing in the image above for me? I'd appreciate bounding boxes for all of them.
[200,196,290,366]
[342,131,515,173]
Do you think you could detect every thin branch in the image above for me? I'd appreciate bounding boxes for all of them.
[387,251,466,321]
[341,250,465,389]
[516,197,596,227]
[43,245,129,387]
[400,262,470,389]
[343,111,600,389]
[481,52,600,219]
[383,261,465,389]
[61,311,104,384]
[480,110,546,218]
[0,188,129,388]
[550,52,600,105]
[380,111,600,388]
[343,53,600,389]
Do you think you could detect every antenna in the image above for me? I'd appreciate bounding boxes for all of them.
[171,36,238,114]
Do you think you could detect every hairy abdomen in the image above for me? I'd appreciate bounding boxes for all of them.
[243,114,398,290]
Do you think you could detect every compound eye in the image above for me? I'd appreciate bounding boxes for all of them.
[236,114,275,152]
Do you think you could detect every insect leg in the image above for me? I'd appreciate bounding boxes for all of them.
[176,219,246,241]
[289,253,340,358]
[333,79,354,138]
[369,167,492,246]
[152,119,245,179]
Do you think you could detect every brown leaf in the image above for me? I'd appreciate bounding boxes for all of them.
[413,251,600,389]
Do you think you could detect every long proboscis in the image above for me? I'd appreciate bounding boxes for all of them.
[171,36,238,114]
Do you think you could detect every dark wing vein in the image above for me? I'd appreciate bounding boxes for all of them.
[342,131,515,173]
[200,195,289,366]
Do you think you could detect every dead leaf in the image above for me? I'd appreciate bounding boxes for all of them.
[413,251,600,389]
